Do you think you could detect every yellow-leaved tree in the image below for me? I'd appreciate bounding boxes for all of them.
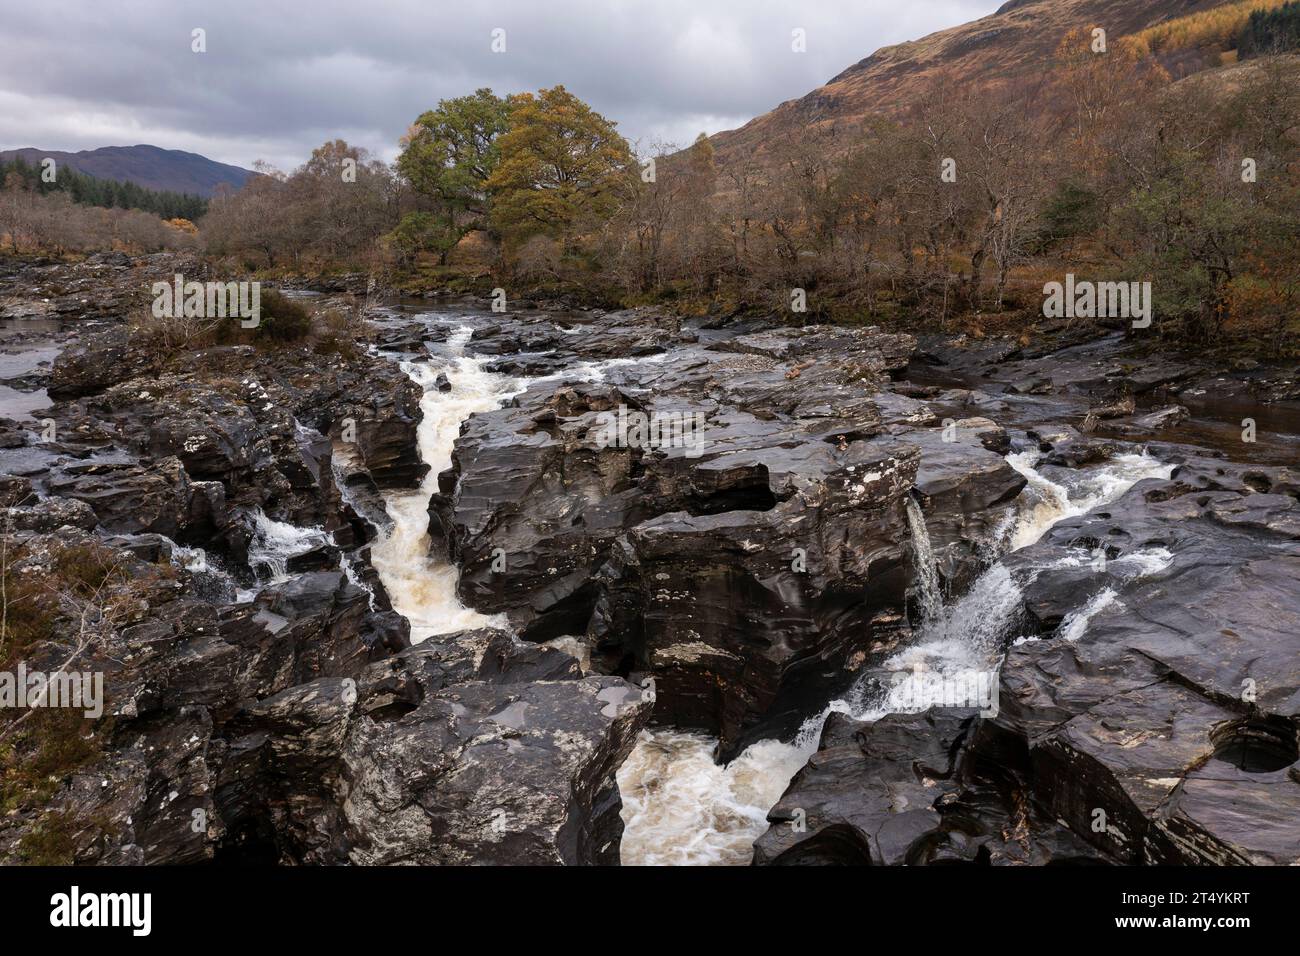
[486,86,634,255]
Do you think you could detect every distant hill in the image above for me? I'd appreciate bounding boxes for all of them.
[707,0,1237,168]
[0,144,253,198]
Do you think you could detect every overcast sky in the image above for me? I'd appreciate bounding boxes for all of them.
[0,0,1002,172]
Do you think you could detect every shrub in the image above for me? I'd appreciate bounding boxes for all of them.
[252,288,312,343]
[210,287,312,346]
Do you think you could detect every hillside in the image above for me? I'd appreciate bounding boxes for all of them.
[0,144,252,198]
[708,0,1231,165]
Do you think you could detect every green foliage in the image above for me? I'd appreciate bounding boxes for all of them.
[1115,159,1253,340]
[210,288,311,345]
[385,211,458,265]
[1033,181,1101,250]
[0,157,207,219]
[252,289,312,343]
[396,89,511,259]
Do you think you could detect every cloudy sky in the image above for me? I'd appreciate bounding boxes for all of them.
[0,0,1002,172]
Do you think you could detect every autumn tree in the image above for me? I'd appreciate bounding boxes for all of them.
[616,141,680,291]
[295,140,398,263]
[1053,27,1168,170]
[203,146,397,268]
[202,162,293,266]
[487,86,635,255]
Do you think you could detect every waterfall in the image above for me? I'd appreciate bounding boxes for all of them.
[618,448,1176,865]
[240,508,330,599]
[904,495,943,624]
[351,310,1180,866]
[368,325,514,643]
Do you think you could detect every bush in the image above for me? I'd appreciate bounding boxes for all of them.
[211,287,312,345]
[254,289,312,342]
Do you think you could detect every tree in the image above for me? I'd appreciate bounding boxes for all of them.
[386,211,456,268]
[487,86,635,253]
[202,162,292,267]
[397,89,510,262]
[201,146,398,269]
[295,140,397,263]
[1240,1,1300,57]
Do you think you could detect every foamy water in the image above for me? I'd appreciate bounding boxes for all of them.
[618,448,1175,865]
[234,508,331,600]
[1005,451,1172,550]
[617,731,815,866]
[369,326,513,642]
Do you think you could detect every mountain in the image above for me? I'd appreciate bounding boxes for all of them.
[709,0,1231,165]
[0,144,253,198]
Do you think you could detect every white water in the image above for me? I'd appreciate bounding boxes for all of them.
[904,495,944,624]
[366,324,666,644]
[617,448,1175,865]
[369,326,514,643]
[1005,451,1170,551]
[527,353,668,386]
[237,508,331,600]
[618,731,814,866]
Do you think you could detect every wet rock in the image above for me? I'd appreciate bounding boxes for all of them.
[1107,404,1190,436]
[903,426,1025,588]
[755,711,970,865]
[343,667,649,865]
[0,254,440,867]
[3,495,98,533]
[753,707,1106,865]
[432,367,922,752]
[0,474,35,507]
[249,628,650,866]
[48,328,165,399]
[988,467,1300,863]
[46,458,224,538]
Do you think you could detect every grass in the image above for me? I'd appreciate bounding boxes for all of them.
[0,539,126,828]
[130,286,360,363]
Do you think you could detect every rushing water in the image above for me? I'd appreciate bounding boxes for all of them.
[369,326,513,642]
[616,449,1175,865]
[238,508,330,600]
[344,310,1180,866]
[367,320,679,644]
[904,495,944,624]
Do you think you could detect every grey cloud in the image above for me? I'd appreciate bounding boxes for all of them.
[0,0,1001,171]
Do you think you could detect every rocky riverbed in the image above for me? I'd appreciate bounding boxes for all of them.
[0,253,1296,865]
